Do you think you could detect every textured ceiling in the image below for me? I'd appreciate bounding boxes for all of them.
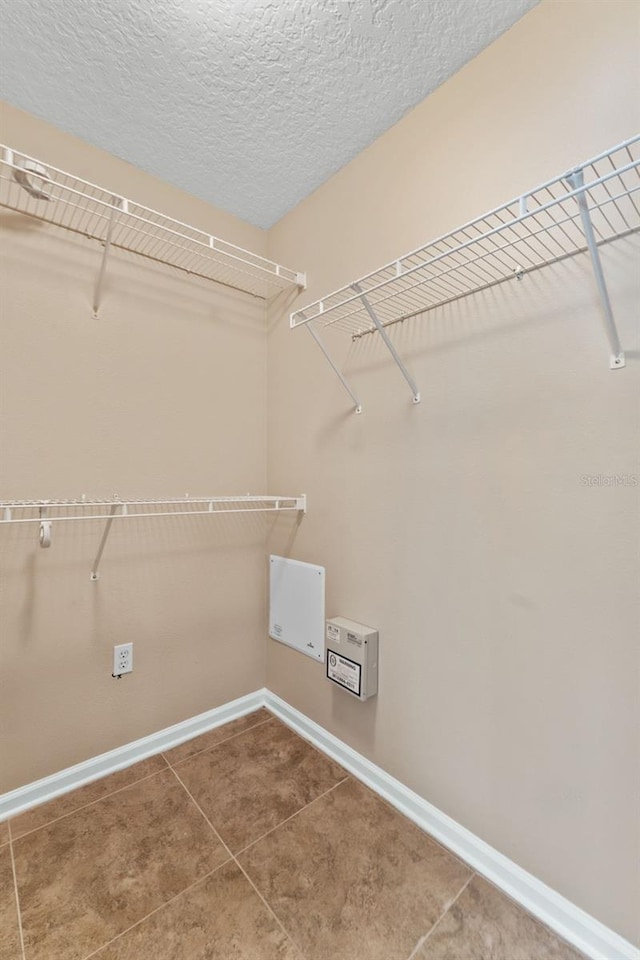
[0,0,539,228]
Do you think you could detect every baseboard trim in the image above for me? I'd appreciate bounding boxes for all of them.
[1,688,636,960]
[0,688,266,822]
[264,692,639,960]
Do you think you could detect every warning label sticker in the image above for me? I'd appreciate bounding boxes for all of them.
[326,622,340,642]
[327,649,361,697]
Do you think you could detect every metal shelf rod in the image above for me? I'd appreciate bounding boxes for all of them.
[353,284,420,404]
[1,506,304,524]
[90,504,118,580]
[92,198,119,318]
[306,321,362,414]
[566,167,625,368]
[0,496,304,508]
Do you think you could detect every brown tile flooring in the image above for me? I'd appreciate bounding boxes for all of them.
[1,710,587,960]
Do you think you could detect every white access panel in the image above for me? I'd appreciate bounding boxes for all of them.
[269,556,325,662]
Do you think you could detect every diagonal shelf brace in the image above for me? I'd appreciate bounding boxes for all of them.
[92,197,123,319]
[306,320,362,414]
[90,503,119,581]
[566,168,625,369]
[353,283,421,403]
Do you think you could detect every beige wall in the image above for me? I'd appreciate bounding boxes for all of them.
[267,0,640,945]
[0,102,274,791]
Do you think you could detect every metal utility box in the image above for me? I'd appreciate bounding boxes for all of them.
[325,617,378,700]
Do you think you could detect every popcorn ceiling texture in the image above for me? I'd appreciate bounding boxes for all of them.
[0,0,538,227]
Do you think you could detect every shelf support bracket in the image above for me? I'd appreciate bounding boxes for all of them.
[352,284,420,403]
[566,168,625,369]
[90,503,119,581]
[92,197,122,319]
[306,320,362,414]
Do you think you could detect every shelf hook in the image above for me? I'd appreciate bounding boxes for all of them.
[38,505,52,548]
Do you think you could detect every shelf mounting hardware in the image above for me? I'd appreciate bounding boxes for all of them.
[93,197,123,319]
[566,167,625,369]
[39,504,51,548]
[306,319,362,414]
[90,503,119,580]
[352,283,420,404]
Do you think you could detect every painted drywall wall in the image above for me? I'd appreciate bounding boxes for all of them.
[0,102,277,791]
[266,0,640,945]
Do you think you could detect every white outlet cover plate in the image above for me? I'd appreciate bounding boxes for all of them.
[113,643,133,675]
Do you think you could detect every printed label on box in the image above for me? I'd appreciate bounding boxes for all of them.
[346,631,362,646]
[326,622,340,642]
[327,649,361,696]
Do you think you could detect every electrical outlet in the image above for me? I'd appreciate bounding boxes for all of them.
[112,642,133,677]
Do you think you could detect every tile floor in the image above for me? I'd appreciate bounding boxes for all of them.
[1,709,587,960]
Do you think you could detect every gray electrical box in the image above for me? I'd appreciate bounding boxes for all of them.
[325,617,378,700]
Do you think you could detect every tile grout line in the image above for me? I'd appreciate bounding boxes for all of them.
[233,856,310,960]
[7,821,26,960]
[79,764,241,960]
[16,715,284,960]
[9,766,169,842]
[79,865,228,960]
[18,721,339,960]
[162,714,276,768]
[168,764,311,960]
[405,871,476,960]
[167,766,236,861]
[234,775,351,858]
[5,710,273,840]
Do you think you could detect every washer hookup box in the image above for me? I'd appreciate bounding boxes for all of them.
[325,617,378,700]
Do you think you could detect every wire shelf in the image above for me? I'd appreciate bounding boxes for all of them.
[0,496,306,524]
[291,136,640,337]
[0,146,305,300]
[0,496,307,580]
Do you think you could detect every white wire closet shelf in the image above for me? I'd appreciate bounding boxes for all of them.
[0,495,307,581]
[291,135,640,411]
[0,145,306,308]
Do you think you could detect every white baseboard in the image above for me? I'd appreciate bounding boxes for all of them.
[264,692,639,960]
[1,687,636,960]
[0,688,266,821]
